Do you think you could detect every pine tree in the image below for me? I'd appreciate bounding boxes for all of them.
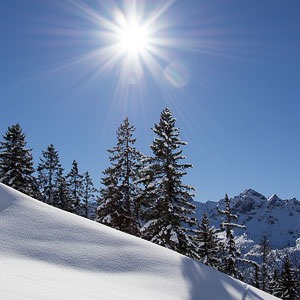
[259,234,272,292]
[218,193,245,279]
[290,253,300,297]
[275,256,300,300]
[140,108,197,258]
[96,118,142,236]
[194,213,223,268]
[66,160,83,215]
[53,168,72,211]
[269,268,280,297]
[37,144,63,205]
[82,171,97,219]
[0,124,38,197]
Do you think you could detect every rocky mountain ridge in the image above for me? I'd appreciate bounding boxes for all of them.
[195,189,300,249]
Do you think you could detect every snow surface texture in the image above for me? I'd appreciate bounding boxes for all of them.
[0,183,278,300]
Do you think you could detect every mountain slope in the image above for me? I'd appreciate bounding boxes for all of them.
[195,189,300,249]
[0,183,278,300]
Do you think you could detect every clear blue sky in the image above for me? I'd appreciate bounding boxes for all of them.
[1,0,300,202]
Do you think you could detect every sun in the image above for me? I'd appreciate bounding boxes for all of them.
[59,0,181,86]
[105,5,158,84]
[117,19,150,56]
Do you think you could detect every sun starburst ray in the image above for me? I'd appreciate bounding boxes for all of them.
[142,0,175,29]
[42,0,210,111]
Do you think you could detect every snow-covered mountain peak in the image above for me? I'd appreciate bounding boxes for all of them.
[229,189,267,214]
[267,193,281,204]
[239,189,267,201]
[195,189,300,249]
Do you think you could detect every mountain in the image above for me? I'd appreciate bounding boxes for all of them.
[0,183,278,300]
[195,188,300,249]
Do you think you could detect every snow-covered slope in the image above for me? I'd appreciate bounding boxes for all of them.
[195,189,300,249]
[0,183,277,300]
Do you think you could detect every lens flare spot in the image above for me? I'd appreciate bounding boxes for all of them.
[164,61,190,89]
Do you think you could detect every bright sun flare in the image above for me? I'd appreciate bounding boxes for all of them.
[118,20,150,55]
[67,0,184,86]
[109,9,155,84]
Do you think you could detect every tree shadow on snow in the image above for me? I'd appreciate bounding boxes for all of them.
[181,258,265,300]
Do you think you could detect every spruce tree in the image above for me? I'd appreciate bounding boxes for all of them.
[0,124,38,197]
[96,118,142,236]
[66,160,83,215]
[194,213,223,269]
[37,144,63,205]
[82,171,97,219]
[275,256,299,300]
[53,168,72,211]
[140,108,197,258]
[259,234,272,292]
[218,193,245,279]
[269,269,280,298]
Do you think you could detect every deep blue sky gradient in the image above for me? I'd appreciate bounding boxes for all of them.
[1,0,300,202]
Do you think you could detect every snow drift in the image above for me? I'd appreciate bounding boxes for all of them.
[0,183,278,300]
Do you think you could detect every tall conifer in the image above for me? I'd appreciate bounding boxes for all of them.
[0,124,37,197]
[82,171,97,219]
[259,234,272,292]
[66,160,83,215]
[140,108,196,257]
[96,118,142,236]
[275,256,299,300]
[53,168,72,211]
[194,213,223,268]
[37,144,63,205]
[218,194,245,279]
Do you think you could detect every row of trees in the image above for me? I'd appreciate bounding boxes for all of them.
[0,124,97,218]
[96,109,197,259]
[0,108,299,299]
[95,108,300,299]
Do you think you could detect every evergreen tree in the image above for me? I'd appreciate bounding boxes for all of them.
[252,264,260,289]
[242,259,260,289]
[269,268,280,297]
[140,108,197,258]
[53,168,72,211]
[218,193,245,279]
[259,234,272,292]
[66,160,83,215]
[275,256,299,300]
[194,213,223,268]
[96,118,142,236]
[0,124,38,197]
[37,144,63,205]
[290,253,300,297]
[82,171,97,219]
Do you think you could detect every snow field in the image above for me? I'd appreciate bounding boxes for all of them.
[0,184,279,299]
